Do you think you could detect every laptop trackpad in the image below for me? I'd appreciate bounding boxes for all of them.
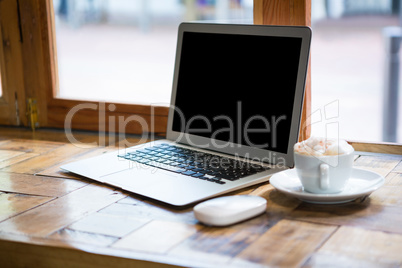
[101,165,178,191]
[100,165,220,206]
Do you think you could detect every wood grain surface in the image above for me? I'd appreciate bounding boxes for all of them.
[0,127,401,267]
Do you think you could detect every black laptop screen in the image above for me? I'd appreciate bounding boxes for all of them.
[172,31,302,154]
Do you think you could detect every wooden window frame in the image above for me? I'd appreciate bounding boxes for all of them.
[0,0,26,126]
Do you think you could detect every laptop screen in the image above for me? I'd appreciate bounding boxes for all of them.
[171,31,303,154]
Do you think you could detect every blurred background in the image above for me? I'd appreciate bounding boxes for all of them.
[31,0,402,143]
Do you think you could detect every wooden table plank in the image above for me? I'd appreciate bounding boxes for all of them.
[0,239,178,268]
[369,172,402,207]
[305,226,402,267]
[232,219,337,267]
[48,228,119,247]
[289,201,402,234]
[0,127,150,148]
[0,184,126,236]
[0,152,39,169]
[112,220,200,254]
[167,213,277,266]
[250,183,302,214]
[0,144,94,174]
[353,154,401,177]
[0,127,401,268]
[392,160,402,173]
[67,212,150,238]
[168,242,233,266]
[0,139,64,154]
[0,172,87,197]
[0,193,54,222]
[0,150,25,161]
[99,201,197,225]
[384,172,402,186]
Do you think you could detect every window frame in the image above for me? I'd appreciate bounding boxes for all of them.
[0,0,26,126]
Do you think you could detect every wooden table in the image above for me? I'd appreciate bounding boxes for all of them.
[0,128,401,267]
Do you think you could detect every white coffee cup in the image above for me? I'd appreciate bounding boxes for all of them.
[294,137,354,194]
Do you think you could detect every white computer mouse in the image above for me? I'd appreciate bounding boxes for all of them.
[193,195,267,226]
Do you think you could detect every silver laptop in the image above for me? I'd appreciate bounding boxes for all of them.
[61,22,311,206]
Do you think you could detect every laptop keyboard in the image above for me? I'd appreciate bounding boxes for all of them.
[118,143,270,185]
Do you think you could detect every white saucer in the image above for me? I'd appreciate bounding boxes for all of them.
[270,168,384,204]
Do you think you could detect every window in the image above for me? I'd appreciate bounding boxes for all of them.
[48,0,255,137]
[53,0,254,105]
[311,0,402,143]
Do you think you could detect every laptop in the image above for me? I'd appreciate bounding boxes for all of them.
[61,22,311,206]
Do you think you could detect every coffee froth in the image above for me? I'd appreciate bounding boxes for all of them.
[294,137,354,157]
